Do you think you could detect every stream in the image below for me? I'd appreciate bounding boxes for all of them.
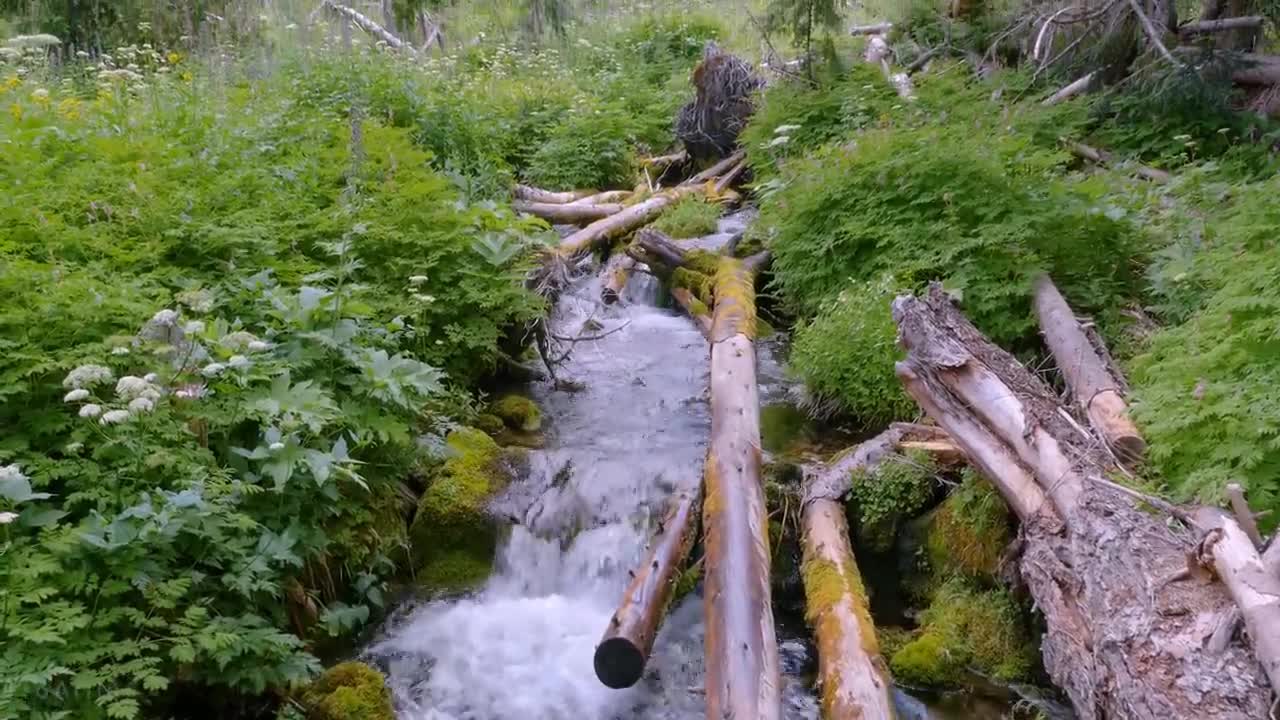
[363,213,1043,720]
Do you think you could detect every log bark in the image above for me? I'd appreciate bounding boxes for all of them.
[1065,141,1172,183]
[514,184,595,204]
[559,187,700,259]
[514,200,624,224]
[801,499,897,720]
[600,251,637,305]
[632,227,688,270]
[893,284,1272,720]
[712,159,748,195]
[1180,15,1264,35]
[1195,508,1280,697]
[703,257,780,720]
[685,150,746,186]
[1033,274,1147,464]
[671,288,713,340]
[594,488,702,689]
[1042,72,1095,105]
[803,423,930,503]
[573,190,632,205]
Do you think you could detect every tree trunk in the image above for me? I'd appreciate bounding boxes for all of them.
[1065,141,1172,183]
[595,488,702,689]
[1042,73,1095,105]
[703,257,780,720]
[685,150,747,186]
[574,190,633,205]
[850,22,895,35]
[1180,15,1264,35]
[671,288,713,340]
[600,252,637,305]
[559,188,700,259]
[865,35,916,100]
[1032,274,1146,464]
[318,0,415,53]
[514,184,595,204]
[513,200,624,225]
[893,284,1272,720]
[1195,508,1280,696]
[801,499,897,720]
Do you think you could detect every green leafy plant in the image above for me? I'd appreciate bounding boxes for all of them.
[652,196,721,238]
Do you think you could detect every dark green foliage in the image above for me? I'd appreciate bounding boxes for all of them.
[848,451,937,552]
[788,276,915,426]
[523,104,637,190]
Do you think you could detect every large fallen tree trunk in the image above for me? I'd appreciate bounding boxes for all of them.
[1042,72,1095,106]
[800,499,896,720]
[685,150,746,186]
[559,187,701,259]
[574,190,632,205]
[671,288,713,340]
[1195,508,1280,696]
[1032,274,1146,465]
[703,257,780,720]
[514,184,594,204]
[1064,141,1172,183]
[1180,15,1264,35]
[893,284,1272,720]
[1175,47,1280,84]
[514,200,624,225]
[850,21,894,35]
[594,488,702,689]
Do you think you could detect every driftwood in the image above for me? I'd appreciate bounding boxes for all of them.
[801,499,896,720]
[893,284,1272,720]
[599,252,637,305]
[558,187,701,259]
[703,257,780,720]
[514,200,624,225]
[1064,141,1172,183]
[514,184,594,204]
[1195,508,1280,697]
[594,489,702,689]
[1033,274,1147,464]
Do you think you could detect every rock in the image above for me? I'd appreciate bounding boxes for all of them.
[491,395,542,432]
[300,662,394,720]
[409,428,515,592]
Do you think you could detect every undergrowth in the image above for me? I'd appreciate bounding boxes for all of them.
[652,196,722,238]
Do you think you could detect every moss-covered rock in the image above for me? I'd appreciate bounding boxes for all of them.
[491,395,542,432]
[889,578,1036,687]
[301,662,394,720]
[474,412,505,436]
[409,428,512,591]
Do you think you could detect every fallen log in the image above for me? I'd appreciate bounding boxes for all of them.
[712,159,748,195]
[1033,274,1147,465]
[594,488,702,689]
[1179,15,1264,35]
[600,251,637,305]
[703,257,780,720]
[1174,47,1280,84]
[513,200,624,225]
[850,21,894,36]
[684,150,747,186]
[801,498,896,720]
[893,284,1272,720]
[641,150,688,171]
[865,35,916,100]
[572,190,633,206]
[1195,508,1280,696]
[514,184,594,204]
[671,288,713,340]
[631,227,688,270]
[1042,72,1095,105]
[317,0,416,53]
[1064,141,1172,183]
[559,186,701,259]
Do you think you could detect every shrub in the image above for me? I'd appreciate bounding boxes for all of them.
[652,196,721,238]
[787,275,915,426]
[848,450,938,551]
[523,103,638,190]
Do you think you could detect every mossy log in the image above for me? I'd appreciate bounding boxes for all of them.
[1032,274,1146,465]
[893,284,1272,720]
[514,184,594,204]
[703,257,781,720]
[573,190,633,205]
[513,200,624,225]
[600,251,637,304]
[671,287,712,340]
[594,488,702,689]
[558,186,701,259]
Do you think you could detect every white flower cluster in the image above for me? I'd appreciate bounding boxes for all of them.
[116,375,161,402]
[0,463,26,484]
[177,288,215,314]
[63,364,114,389]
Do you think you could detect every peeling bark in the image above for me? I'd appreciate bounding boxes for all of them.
[893,284,1272,720]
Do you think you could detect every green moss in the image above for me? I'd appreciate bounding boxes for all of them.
[732,234,766,258]
[890,578,1037,687]
[415,548,495,591]
[683,249,721,276]
[652,196,720,238]
[848,451,937,553]
[760,404,811,455]
[409,428,511,591]
[301,662,394,720]
[877,625,918,660]
[672,559,702,603]
[491,395,542,432]
[474,412,506,436]
[924,469,1012,581]
[671,267,714,306]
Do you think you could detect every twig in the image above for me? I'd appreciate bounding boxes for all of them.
[1089,473,1198,529]
[1125,0,1183,67]
[550,319,633,344]
[1226,483,1264,548]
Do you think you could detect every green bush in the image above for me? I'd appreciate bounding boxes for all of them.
[523,103,638,190]
[787,276,915,426]
[848,450,937,551]
[652,196,721,238]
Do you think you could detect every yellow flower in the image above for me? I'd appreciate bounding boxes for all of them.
[9,102,22,122]
[167,51,181,64]
[180,70,193,83]
[57,97,82,120]
[2,74,20,93]
[30,88,50,107]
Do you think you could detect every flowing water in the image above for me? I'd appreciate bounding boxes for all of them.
[364,213,1057,720]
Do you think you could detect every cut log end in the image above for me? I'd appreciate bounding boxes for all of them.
[594,636,647,689]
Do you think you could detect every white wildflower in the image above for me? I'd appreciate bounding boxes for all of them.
[268,441,285,452]
[31,88,49,101]
[150,308,179,325]
[0,464,25,483]
[201,363,226,377]
[128,397,155,414]
[174,383,206,400]
[63,388,90,402]
[111,346,130,355]
[99,409,131,425]
[228,355,250,369]
[115,376,160,401]
[176,289,214,313]
[247,340,271,353]
[221,331,259,351]
[0,512,17,525]
[408,275,429,285]
[63,364,114,389]
[184,320,205,335]
[79,404,103,419]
